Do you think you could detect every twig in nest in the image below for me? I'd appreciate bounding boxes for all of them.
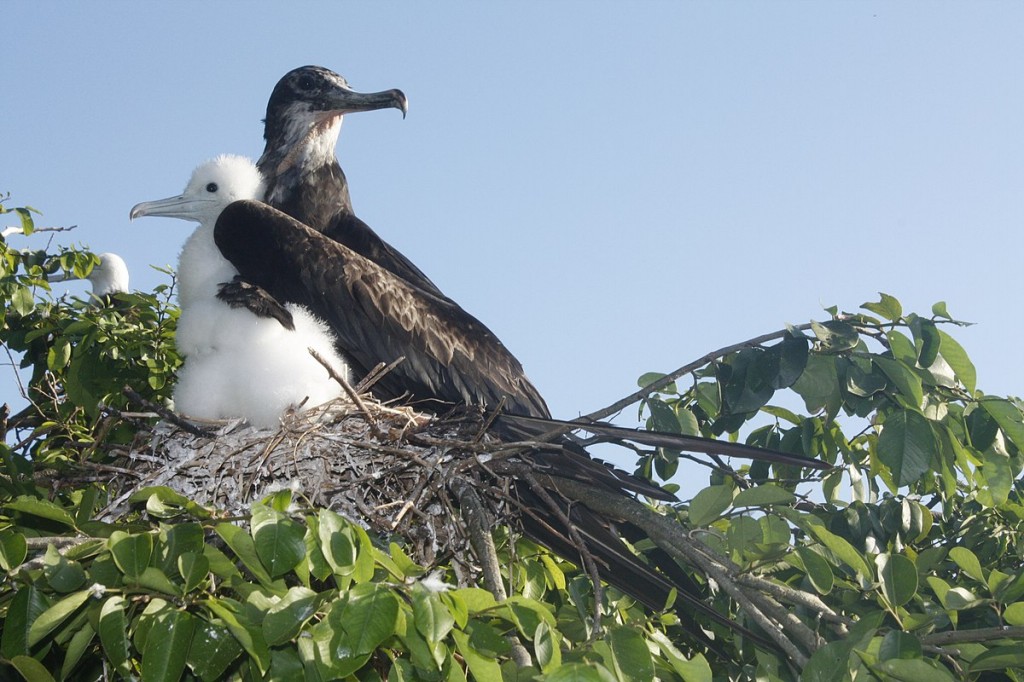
[354,356,406,394]
[121,386,214,438]
[309,348,383,439]
[474,398,506,444]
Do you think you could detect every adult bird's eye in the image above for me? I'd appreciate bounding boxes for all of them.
[298,75,315,90]
[206,183,218,193]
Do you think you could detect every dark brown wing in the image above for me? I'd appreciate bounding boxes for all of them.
[214,200,549,418]
[262,162,451,302]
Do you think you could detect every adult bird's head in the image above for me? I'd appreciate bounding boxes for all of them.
[260,66,408,179]
[130,155,265,226]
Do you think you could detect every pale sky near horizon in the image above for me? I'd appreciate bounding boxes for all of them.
[3,3,1022,480]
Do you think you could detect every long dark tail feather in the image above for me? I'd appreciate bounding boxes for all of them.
[496,413,831,470]
[515,484,777,654]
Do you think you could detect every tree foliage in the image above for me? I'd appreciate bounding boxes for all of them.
[1,197,1023,681]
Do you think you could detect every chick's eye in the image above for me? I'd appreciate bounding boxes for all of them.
[205,183,218,193]
[298,75,315,90]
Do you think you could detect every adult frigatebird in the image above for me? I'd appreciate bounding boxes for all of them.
[230,66,829,646]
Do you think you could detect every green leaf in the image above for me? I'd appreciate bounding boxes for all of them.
[334,584,401,657]
[160,522,205,573]
[844,357,887,397]
[1,585,49,659]
[733,484,795,507]
[969,645,1024,672]
[779,509,873,580]
[455,588,498,614]
[980,398,1024,452]
[878,630,922,661]
[10,656,56,682]
[792,354,840,415]
[648,630,711,682]
[1004,602,1024,626]
[109,531,154,578]
[877,410,934,487]
[42,544,86,593]
[647,397,682,434]
[727,515,762,556]
[452,629,502,682]
[5,496,76,528]
[811,319,860,351]
[99,596,131,675]
[943,587,983,610]
[796,547,834,595]
[608,626,654,681]
[721,348,775,414]
[135,566,182,596]
[0,530,27,570]
[872,659,956,681]
[803,612,883,682]
[909,316,940,368]
[178,552,209,593]
[318,509,358,576]
[937,329,976,393]
[262,587,320,646]
[545,663,609,682]
[141,610,195,682]
[11,287,35,316]
[215,523,275,587]
[873,357,924,408]
[948,547,985,583]
[876,553,918,607]
[251,504,306,578]
[59,621,96,681]
[637,372,676,394]
[46,338,71,371]
[534,621,561,673]
[27,589,91,647]
[863,293,903,321]
[187,620,243,682]
[203,597,271,673]
[769,335,810,389]
[979,445,1013,507]
[688,485,732,526]
[413,587,456,644]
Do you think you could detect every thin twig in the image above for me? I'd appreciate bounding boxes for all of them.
[474,398,506,444]
[310,348,383,438]
[122,386,213,438]
[354,356,406,394]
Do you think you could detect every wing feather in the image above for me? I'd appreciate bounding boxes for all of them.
[214,200,548,417]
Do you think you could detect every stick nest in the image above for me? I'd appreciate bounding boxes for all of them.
[94,398,532,584]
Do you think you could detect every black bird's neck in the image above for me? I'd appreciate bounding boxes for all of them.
[260,157,353,233]
[259,114,353,232]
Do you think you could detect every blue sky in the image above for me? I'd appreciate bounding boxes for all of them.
[3,3,1022,477]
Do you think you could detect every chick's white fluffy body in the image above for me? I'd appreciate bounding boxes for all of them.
[132,155,349,427]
